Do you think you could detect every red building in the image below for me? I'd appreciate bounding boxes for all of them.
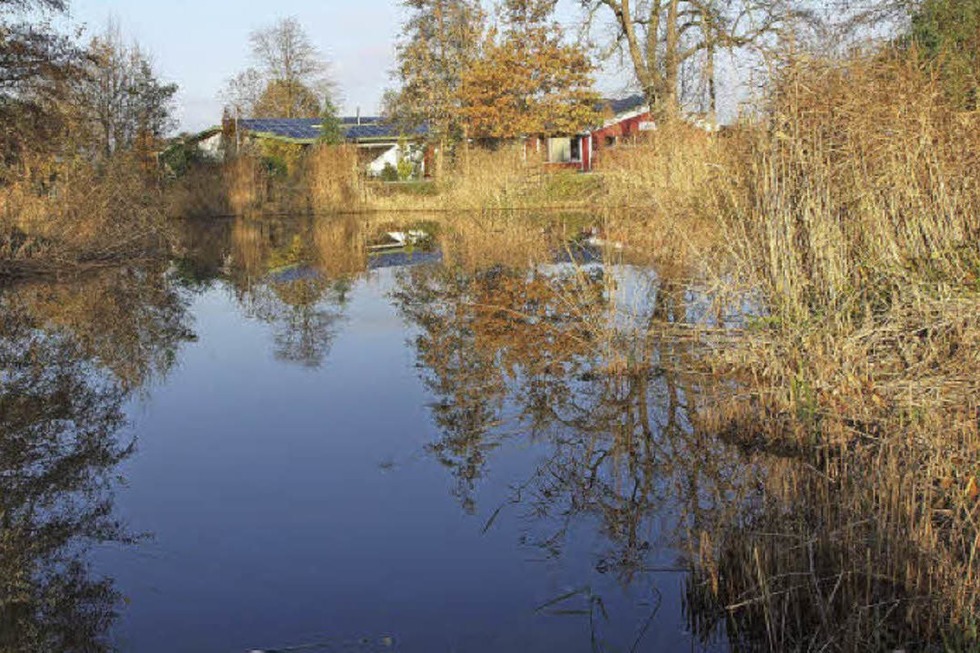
[524,95,654,172]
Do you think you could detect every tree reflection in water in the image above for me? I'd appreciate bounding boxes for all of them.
[241,274,351,368]
[394,259,959,651]
[393,261,714,646]
[393,264,605,514]
[175,217,364,369]
[0,267,193,652]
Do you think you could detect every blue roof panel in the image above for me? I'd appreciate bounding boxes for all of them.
[239,118,323,140]
[239,117,425,143]
[604,95,647,115]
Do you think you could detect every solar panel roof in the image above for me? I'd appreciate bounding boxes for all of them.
[238,99,646,142]
[238,118,323,140]
[603,95,647,115]
[238,117,425,143]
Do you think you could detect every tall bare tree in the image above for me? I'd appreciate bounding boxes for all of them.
[580,0,809,122]
[220,68,264,118]
[74,21,177,158]
[221,17,333,118]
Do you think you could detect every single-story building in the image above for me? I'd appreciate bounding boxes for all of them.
[176,97,711,177]
[201,115,428,177]
[524,95,655,172]
[525,96,719,173]
[186,126,224,159]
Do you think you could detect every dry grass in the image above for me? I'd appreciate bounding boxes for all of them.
[721,54,980,329]
[307,144,361,214]
[684,437,980,650]
[670,52,980,649]
[706,53,980,441]
[594,125,720,210]
[590,128,728,269]
[165,164,234,218]
[223,154,266,216]
[442,145,537,210]
[363,145,537,212]
[168,145,363,219]
[365,145,604,213]
[439,210,559,271]
[1,154,172,275]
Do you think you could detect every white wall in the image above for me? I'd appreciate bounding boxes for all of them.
[365,142,424,178]
[366,144,400,176]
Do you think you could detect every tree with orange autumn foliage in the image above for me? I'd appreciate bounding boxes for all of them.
[386,0,486,176]
[459,1,601,140]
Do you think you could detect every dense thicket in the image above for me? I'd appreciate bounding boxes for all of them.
[910,0,979,108]
[1,1,178,271]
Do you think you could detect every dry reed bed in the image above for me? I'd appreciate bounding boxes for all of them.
[306,145,361,214]
[1,155,173,275]
[674,53,980,647]
[710,53,980,442]
[167,144,362,220]
[363,145,553,213]
[176,144,606,218]
[592,130,728,269]
[683,442,976,650]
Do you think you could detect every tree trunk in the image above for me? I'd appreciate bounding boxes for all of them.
[660,0,681,124]
[706,41,717,129]
[611,0,658,109]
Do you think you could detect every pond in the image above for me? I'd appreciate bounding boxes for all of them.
[0,215,936,652]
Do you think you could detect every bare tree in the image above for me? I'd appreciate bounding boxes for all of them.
[221,17,333,118]
[219,68,264,118]
[74,21,177,157]
[249,17,323,91]
[828,0,918,35]
[579,0,811,122]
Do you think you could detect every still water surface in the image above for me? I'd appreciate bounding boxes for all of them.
[0,216,792,652]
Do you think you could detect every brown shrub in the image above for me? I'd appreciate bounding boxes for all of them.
[307,144,361,213]
[1,154,171,272]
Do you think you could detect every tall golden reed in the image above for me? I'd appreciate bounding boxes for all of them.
[306,144,361,214]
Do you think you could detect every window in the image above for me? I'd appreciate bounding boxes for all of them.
[547,137,581,163]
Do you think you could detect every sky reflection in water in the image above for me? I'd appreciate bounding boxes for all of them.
[0,216,827,652]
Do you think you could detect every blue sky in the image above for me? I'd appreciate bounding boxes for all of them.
[63,0,636,133]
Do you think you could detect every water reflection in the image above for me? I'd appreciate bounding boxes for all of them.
[393,256,962,651]
[175,217,373,368]
[2,214,967,651]
[392,261,722,647]
[243,274,350,368]
[8,267,193,390]
[0,267,194,651]
[393,265,592,512]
